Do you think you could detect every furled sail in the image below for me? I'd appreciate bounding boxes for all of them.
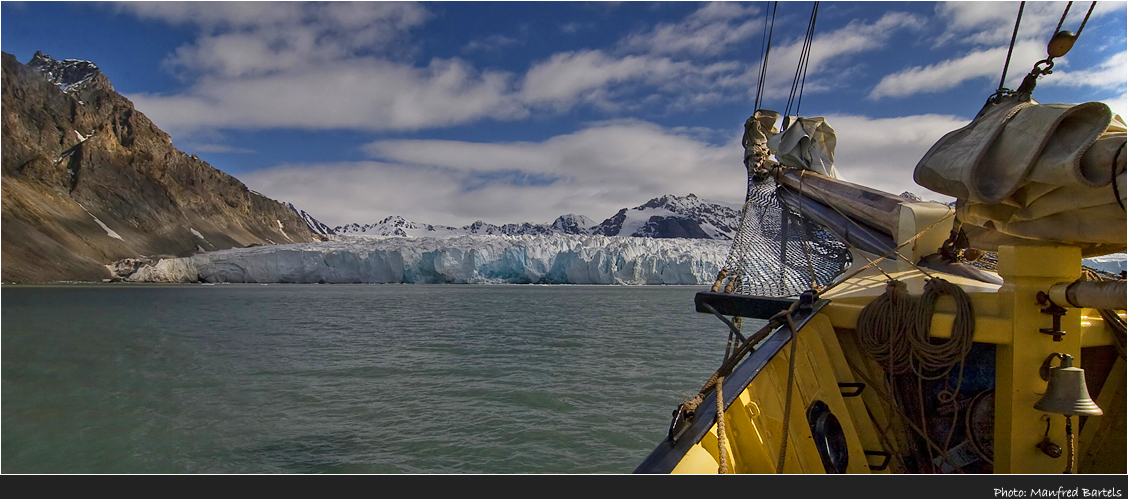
[914,96,1127,257]
[767,116,840,178]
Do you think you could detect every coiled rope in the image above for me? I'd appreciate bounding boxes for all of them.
[855,276,975,472]
[857,277,975,379]
[857,280,916,375]
[909,278,976,380]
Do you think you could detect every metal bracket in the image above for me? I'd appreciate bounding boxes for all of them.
[838,382,865,398]
[1036,291,1067,342]
[864,450,892,471]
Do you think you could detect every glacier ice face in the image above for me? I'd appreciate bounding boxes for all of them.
[123,234,731,285]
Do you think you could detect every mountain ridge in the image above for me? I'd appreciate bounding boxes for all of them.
[294,193,742,240]
[1,51,318,283]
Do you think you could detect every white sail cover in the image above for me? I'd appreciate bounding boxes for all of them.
[914,98,1127,257]
[768,116,840,178]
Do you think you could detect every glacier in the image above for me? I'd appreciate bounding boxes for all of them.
[119,234,731,285]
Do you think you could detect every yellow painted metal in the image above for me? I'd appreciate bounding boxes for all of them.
[668,314,879,474]
[659,243,1126,474]
[994,245,1083,474]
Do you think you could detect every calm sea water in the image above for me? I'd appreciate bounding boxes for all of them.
[2,284,763,473]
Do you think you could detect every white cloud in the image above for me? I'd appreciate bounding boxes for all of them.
[128,58,526,134]
[826,113,969,201]
[121,1,528,134]
[1103,91,1128,119]
[241,112,973,227]
[520,50,656,108]
[242,121,748,227]
[932,1,1124,47]
[872,2,1128,99]
[463,34,521,53]
[868,40,1045,99]
[620,1,763,57]
[123,2,430,77]
[1041,50,1128,89]
[751,11,927,102]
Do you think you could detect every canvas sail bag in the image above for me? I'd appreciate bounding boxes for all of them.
[768,116,841,179]
[914,98,1127,257]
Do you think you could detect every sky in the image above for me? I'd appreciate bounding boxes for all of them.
[2,1,1126,228]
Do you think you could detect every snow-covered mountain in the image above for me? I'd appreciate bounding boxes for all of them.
[288,194,737,240]
[591,193,740,239]
[284,202,335,237]
[1085,252,1128,276]
[26,51,103,93]
[331,213,598,238]
[115,234,729,285]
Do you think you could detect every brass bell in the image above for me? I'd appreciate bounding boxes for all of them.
[1034,353,1103,416]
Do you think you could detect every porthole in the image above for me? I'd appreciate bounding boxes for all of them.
[807,400,849,474]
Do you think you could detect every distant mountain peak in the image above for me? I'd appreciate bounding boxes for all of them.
[313,193,739,241]
[27,51,103,93]
[593,193,740,240]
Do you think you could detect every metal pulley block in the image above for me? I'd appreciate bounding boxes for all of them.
[1047,30,1077,58]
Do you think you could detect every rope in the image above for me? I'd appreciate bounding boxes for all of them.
[998,2,1025,93]
[856,277,975,472]
[753,2,779,112]
[964,389,995,467]
[1054,2,1073,34]
[784,2,819,118]
[1076,2,1096,37]
[843,354,968,472]
[862,402,911,472]
[1065,416,1076,473]
[908,278,975,380]
[717,375,728,474]
[775,312,802,473]
[818,208,957,297]
[675,304,797,426]
[858,280,916,375]
[793,3,818,117]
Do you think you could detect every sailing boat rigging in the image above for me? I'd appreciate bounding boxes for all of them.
[635,1,1126,474]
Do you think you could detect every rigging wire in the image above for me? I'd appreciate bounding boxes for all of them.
[753,2,779,112]
[793,3,819,117]
[784,2,819,118]
[1076,2,1097,37]
[1054,1,1074,34]
[998,2,1025,93]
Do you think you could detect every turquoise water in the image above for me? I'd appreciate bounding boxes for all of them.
[2,284,762,473]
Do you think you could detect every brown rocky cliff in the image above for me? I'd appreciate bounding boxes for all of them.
[2,51,317,283]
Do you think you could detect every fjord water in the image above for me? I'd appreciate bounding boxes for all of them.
[3,284,759,473]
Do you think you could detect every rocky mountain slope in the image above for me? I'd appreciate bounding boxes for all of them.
[324,194,739,240]
[2,52,317,283]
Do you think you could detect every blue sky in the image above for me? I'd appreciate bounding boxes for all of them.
[3,1,1126,227]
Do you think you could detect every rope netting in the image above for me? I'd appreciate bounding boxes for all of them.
[716,172,851,298]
